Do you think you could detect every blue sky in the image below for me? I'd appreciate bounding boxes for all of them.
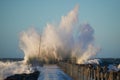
[0,0,120,58]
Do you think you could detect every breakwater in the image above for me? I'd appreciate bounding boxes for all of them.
[58,61,120,80]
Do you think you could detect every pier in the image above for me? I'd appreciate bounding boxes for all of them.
[58,61,120,80]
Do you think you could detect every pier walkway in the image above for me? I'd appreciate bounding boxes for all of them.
[38,65,72,80]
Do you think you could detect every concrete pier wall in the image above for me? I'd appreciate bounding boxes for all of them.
[58,62,120,80]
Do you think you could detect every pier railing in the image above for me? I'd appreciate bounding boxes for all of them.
[58,61,120,80]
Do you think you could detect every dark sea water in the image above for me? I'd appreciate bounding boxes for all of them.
[0,58,23,62]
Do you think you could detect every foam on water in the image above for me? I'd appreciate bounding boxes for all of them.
[0,61,34,80]
[84,59,102,65]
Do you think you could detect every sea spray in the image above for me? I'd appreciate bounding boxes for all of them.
[0,61,33,80]
[0,5,99,80]
[19,5,99,64]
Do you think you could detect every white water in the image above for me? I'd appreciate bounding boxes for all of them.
[84,59,102,65]
[0,61,33,80]
[19,5,99,64]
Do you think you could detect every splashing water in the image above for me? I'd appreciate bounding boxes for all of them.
[0,5,100,79]
[0,61,33,80]
[19,5,99,64]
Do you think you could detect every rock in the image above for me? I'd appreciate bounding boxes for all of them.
[4,71,40,80]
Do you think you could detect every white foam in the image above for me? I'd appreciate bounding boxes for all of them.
[0,61,33,80]
[84,59,102,65]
